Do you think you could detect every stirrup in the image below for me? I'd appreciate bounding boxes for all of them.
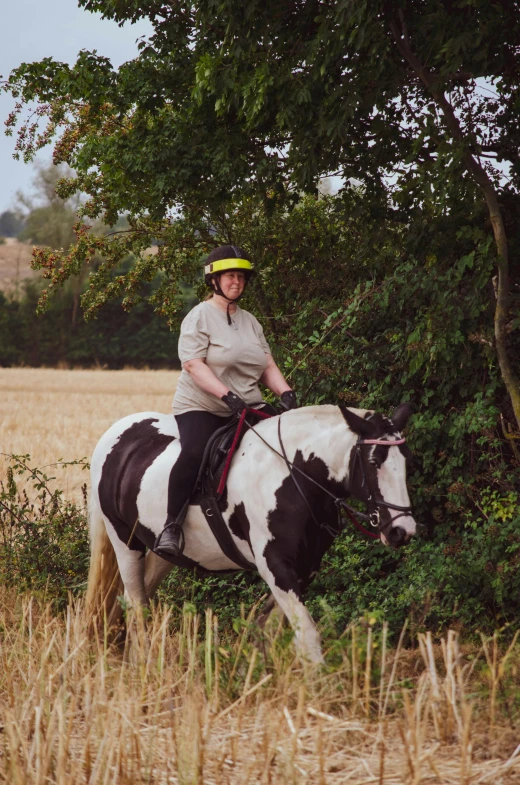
[154,518,186,558]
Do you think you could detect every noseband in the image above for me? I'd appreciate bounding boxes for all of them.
[350,437,414,531]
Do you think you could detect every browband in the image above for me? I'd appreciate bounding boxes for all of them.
[361,438,406,446]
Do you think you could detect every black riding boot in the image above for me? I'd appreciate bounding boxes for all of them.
[154,502,188,559]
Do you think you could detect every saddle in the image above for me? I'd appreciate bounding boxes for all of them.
[190,408,273,571]
[194,418,243,503]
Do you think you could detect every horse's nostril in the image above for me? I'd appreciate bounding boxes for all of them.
[390,526,407,547]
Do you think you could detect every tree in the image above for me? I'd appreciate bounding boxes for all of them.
[0,210,24,238]
[15,162,89,326]
[3,0,520,425]
[17,163,79,248]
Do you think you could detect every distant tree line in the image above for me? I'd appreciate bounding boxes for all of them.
[0,210,24,238]
[0,274,182,369]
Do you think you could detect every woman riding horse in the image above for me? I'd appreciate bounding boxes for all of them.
[155,245,297,559]
[86,246,417,662]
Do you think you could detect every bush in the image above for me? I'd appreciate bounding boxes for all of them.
[0,455,90,607]
[304,487,520,639]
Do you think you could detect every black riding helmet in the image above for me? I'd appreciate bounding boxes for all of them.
[204,245,254,324]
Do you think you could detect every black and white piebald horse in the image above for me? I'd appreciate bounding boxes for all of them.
[86,403,416,662]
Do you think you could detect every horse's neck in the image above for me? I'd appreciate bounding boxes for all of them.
[258,406,358,483]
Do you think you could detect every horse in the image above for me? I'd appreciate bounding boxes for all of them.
[85,403,417,662]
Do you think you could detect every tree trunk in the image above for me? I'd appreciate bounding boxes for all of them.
[390,19,520,430]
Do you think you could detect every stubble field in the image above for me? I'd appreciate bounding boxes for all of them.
[0,367,180,500]
[2,368,520,783]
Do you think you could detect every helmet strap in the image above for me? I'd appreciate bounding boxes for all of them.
[212,274,248,325]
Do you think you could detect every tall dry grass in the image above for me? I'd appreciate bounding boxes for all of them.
[0,367,180,500]
[2,591,520,784]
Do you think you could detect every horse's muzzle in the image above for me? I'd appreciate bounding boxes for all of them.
[386,525,409,549]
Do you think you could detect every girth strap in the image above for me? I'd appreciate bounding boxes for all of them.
[198,407,272,572]
[199,493,256,571]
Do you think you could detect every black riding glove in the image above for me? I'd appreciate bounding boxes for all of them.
[279,390,298,411]
[221,390,248,417]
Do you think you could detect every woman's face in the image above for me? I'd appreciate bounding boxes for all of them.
[215,271,246,299]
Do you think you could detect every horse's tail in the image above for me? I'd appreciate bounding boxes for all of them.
[84,492,123,632]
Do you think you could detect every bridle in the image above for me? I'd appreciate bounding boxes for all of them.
[242,410,414,541]
[350,437,414,531]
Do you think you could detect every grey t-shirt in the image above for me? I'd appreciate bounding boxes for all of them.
[172,301,271,416]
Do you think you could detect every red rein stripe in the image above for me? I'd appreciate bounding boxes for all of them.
[341,505,380,539]
[217,408,247,496]
[248,407,273,419]
[216,407,273,496]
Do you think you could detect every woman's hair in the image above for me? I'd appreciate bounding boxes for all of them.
[205,245,251,264]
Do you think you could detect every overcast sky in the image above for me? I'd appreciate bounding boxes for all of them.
[0,0,152,213]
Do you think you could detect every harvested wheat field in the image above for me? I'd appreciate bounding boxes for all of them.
[0,367,180,500]
[2,591,520,785]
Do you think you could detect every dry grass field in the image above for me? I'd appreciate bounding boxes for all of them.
[2,591,520,784]
[3,368,520,783]
[0,367,180,500]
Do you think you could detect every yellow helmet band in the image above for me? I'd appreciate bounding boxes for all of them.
[204,258,253,275]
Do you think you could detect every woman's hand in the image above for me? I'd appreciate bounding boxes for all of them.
[221,391,248,417]
[279,390,298,411]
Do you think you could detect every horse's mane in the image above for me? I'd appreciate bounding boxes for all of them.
[267,405,397,437]
[274,404,372,421]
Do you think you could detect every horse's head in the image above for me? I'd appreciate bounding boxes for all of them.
[339,403,417,548]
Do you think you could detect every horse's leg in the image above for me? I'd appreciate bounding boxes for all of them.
[143,550,174,600]
[105,526,148,609]
[120,550,148,608]
[256,593,278,628]
[256,560,323,664]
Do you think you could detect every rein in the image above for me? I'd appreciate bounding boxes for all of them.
[274,419,380,539]
[216,406,271,497]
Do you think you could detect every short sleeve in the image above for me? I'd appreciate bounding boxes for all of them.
[178,307,210,364]
[251,315,271,354]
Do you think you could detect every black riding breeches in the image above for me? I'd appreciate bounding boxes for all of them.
[166,411,231,522]
[166,404,277,522]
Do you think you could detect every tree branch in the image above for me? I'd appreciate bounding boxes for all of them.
[389,15,520,431]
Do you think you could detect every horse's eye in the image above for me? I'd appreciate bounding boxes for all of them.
[369,457,380,468]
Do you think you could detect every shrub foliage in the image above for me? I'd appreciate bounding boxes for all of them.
[0,455,90,607]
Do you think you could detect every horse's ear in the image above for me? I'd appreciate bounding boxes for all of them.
[339,405,378,437]
[391,403,413,432]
